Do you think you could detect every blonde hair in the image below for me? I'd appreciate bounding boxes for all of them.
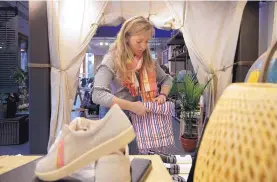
[109,16,155,81]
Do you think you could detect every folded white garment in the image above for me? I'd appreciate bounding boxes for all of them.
[175,155,192,164]
[179,164,192,174]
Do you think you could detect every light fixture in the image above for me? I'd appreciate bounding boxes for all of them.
[0,47,2,49]
[100,42,103,46]
[105,42,109,46]
[21,49,24,52]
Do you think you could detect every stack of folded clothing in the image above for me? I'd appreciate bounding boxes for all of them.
[148,151,192,182]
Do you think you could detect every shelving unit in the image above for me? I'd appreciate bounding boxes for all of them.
[166,30,192,76]
[168,51,187,62]
[167,31,185,45]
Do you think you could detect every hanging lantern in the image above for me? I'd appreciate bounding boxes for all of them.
[194,40,277,181]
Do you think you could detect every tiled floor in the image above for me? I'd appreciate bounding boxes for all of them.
[0,142,29,155]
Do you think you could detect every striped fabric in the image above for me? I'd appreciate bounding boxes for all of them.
[130,101,175,153]
[172,175,186,182]
[166,164,180,175]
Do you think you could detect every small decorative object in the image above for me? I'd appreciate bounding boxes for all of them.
[171,45,185,58]
[183,45,187,53]
[245,52,277,83]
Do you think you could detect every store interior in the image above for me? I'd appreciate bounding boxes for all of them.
[0,1,277,182]
[74,26,193,118]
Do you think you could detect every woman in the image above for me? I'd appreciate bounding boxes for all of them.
[92,16,173,154]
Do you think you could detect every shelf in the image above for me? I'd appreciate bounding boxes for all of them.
[167,31,185,45]
[168,52,189,62]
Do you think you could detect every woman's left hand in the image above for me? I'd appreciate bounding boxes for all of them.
[154,94,167,105]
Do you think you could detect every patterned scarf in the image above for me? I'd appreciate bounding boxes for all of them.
[122,56,157,102]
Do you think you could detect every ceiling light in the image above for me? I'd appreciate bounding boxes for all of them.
[100,42,103,46]
[105,42,109,46]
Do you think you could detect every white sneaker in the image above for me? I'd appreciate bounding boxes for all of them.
[95,151,131,182]
[35,104,135,181]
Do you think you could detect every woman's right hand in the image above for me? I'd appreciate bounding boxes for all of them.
[130,101,149,116]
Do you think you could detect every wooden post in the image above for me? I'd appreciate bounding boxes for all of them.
[29,1,50,154]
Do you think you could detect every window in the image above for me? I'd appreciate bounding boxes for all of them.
[18,34,28,70]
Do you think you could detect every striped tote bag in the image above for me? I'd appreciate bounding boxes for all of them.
[130,101,175,153]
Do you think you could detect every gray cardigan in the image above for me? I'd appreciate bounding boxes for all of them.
[92,52,173,107]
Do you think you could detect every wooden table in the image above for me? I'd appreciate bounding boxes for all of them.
[0,155,172,182]
[0,155,40,175]
[130,155,173,182]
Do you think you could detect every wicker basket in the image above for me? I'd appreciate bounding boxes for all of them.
[0,116,29,145]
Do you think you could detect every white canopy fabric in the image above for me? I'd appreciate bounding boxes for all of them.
[46,0,107,148]
[46,0,246,148]
[166,1,246,117]
[100,1,175,29]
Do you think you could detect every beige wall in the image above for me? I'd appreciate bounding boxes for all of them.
[259,2,276,56]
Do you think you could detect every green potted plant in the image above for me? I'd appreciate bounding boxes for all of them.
[11,67,29,111]
[169,72,211,152]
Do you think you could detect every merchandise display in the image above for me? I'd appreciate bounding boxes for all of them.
[171,174,187,182]
[147,150,192,181]
[0,155,159,182]
[171,45,187,58]
[148,151,177,164]
[148,150,193,164]
[3,2,264,182]
[35,104,136,181]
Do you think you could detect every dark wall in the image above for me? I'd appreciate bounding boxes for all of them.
[95,25,172,38]
[29,1,50,154]
[233,2,259,82]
